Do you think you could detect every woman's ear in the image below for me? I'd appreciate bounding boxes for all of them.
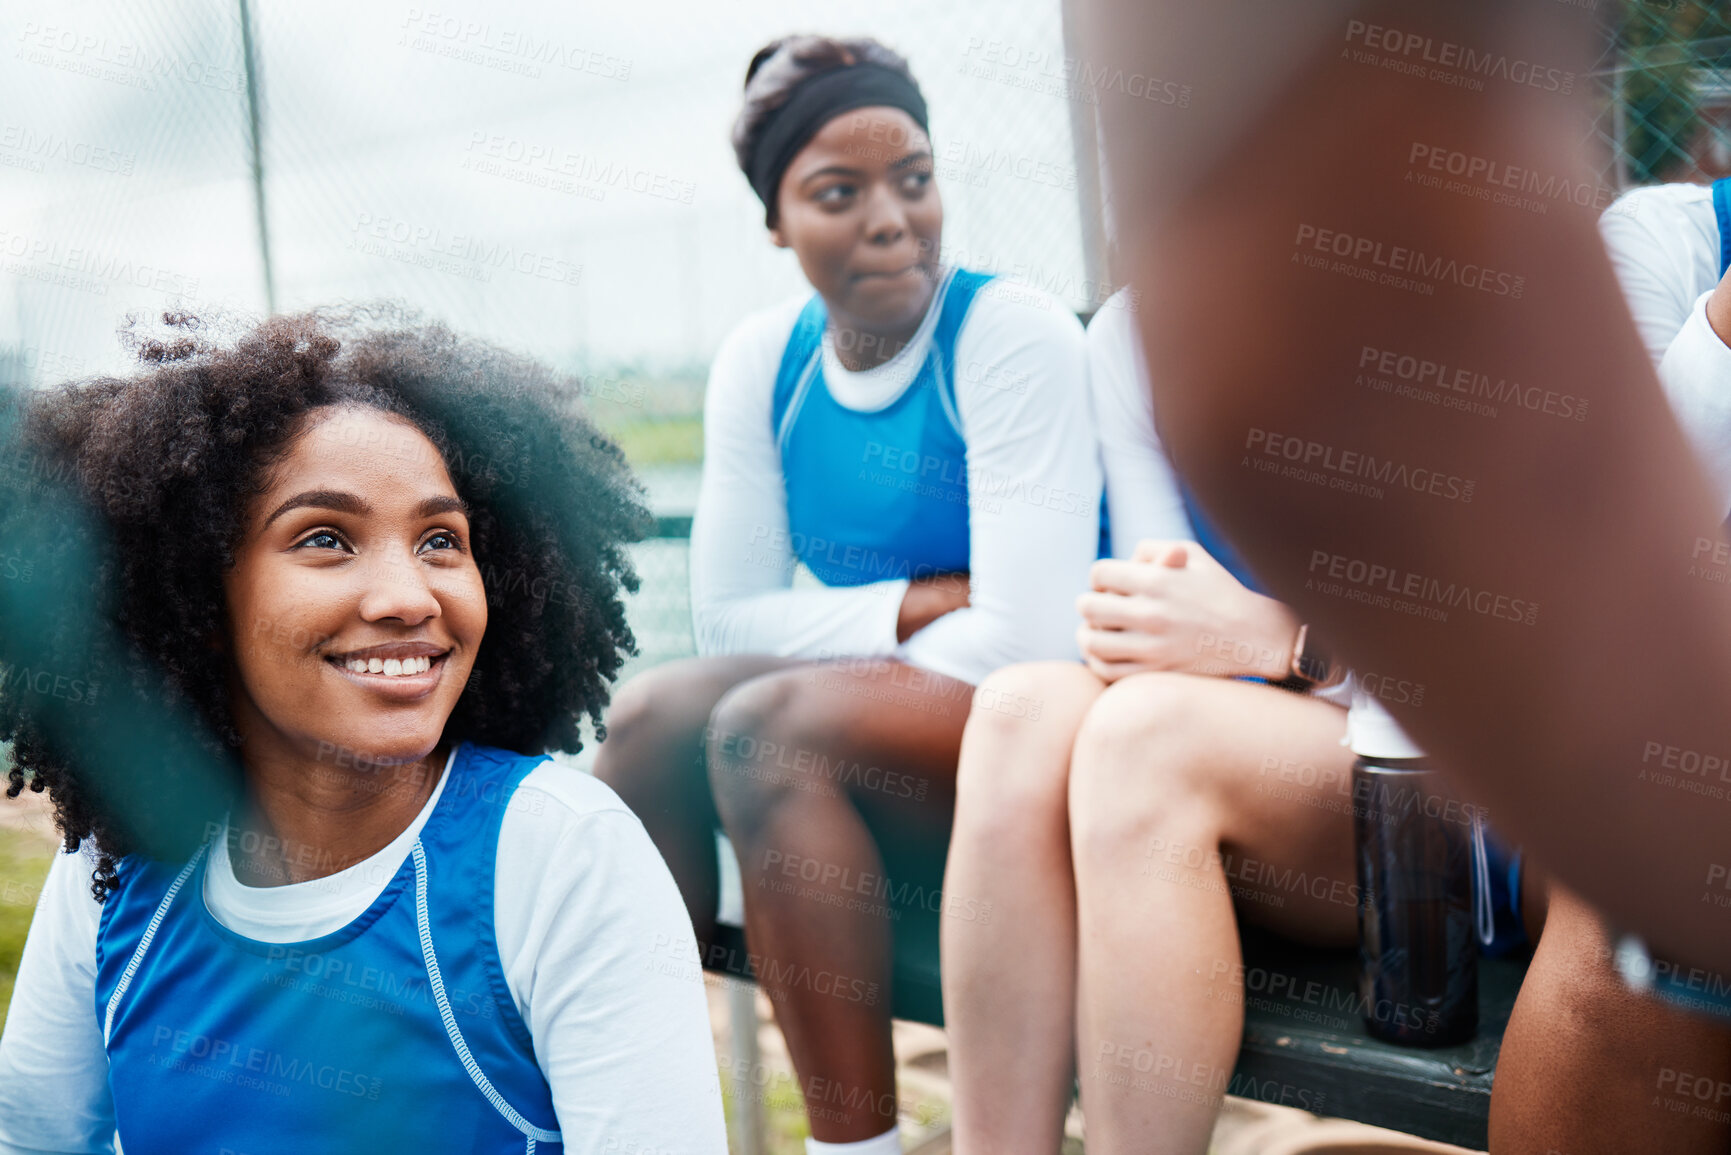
[769,225,789,249]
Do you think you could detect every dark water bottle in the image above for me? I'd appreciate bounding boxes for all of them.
[1350,696,1477,1047]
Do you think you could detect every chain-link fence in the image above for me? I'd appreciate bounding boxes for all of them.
[7,2,1731,682]
[1595,2,1731,189]
[0,0,1102,684]
[0,0,1094,377]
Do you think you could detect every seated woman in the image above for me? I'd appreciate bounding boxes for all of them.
[593,35,1100,1153]
[944,180,1731,1153]
[0,310,727,1153]
[942,288,1356,1153]
[1481,183,1731,1154]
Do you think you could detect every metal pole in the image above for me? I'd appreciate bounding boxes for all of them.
[1060,0,1111,303]
[1613,60,1631,192]
[238,0,276,314]
[727,979,766,1155]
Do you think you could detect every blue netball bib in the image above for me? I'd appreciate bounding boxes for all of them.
[96,744,562,1154]
[1179,482,1264,594]
[1100,487,1266,593]
[771,268,990,587]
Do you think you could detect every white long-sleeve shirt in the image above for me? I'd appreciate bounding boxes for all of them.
[1599,181,1731,514]
[1084,292,1195,553]
[689,275,1102,686]
[0,755,727,1155]
[1087,288,1352,707]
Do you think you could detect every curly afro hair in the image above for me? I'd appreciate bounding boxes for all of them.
[0,306,651,899]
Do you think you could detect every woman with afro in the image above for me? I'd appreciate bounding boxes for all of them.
[0,308,728,1154]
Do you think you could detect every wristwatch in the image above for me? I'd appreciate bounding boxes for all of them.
[1612,932,1731,1023]
[1279,623,1346,690]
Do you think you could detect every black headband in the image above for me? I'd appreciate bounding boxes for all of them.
[747,63,929,221]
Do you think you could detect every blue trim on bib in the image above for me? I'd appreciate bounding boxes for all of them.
[1712,177,1731,279]
[1178,483,1264,594]
[95,743,562,1154]
[769,269,991,587]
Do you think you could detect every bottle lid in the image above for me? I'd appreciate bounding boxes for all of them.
[1348,687,1426,760]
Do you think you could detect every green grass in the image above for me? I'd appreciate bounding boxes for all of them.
[0,827,56,1026]
[717,1065,955,1154]
[602,415,704,468]
[720,1070,814,1154]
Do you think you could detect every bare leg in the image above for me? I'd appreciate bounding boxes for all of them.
[708,659,971,1142]
[1067,673,1354,1155]
[945,662,1106,1154]
[1490,886,1731,1154]
[593,655,801,944]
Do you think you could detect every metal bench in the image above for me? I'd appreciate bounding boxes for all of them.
[642,515,1521,1151]
[703,909,1521,1151]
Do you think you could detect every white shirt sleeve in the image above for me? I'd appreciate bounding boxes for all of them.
[495,767,727,1155]
[1082,292,1351,708]
[1657,293,1731,517]
[689,302,908,659]
[1085,291,1194,555]
[1600,183,1731,516]
[895,285,1103,685]
[1599,183,1722,368]
[0,849,115,1155]
[0,770,728,1155]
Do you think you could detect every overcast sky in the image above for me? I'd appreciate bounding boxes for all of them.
[0,0,1094,381]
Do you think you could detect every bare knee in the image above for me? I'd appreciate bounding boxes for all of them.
[595,659,721,792]
[1069,674,1219,863]
[955,662,1100,840]
[705,670,811,838]
[603,659,721,749]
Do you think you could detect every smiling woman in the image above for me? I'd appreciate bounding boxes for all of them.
[221,405,492,828]
[0,308,729,1153]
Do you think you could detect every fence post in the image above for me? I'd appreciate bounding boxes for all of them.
[237,0,275,314]
[729,979,766,1155]
[1060,0,1112,299]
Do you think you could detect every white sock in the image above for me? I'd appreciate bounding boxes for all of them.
[805,1126,901,1155]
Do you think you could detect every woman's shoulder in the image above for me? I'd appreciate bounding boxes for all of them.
[1604,179,1715,219]
[456,744,624,818]
[1084,288,1140,350]
[715,294,813,368]
[507,755,632,820]
[954,271,1085,348]
[1601,181,1718,254]
[492,759,672,895]
[702,294,815,417]
[29,845,104,962]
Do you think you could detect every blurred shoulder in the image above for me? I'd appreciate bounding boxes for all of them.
[1084,288,1142,350]
[510,757,634,826]
[1601,181,1718,248]
[959,273,1085,348]
[497,760,675,907]
[714,293,812,373]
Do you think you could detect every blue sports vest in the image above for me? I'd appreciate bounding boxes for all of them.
[1715,176,1731,277]
[1100,481,1263,592]
[772,269,988,586]
[1698,179,1731,535]
[95,743,562,1154]
[1179,482,1263,593]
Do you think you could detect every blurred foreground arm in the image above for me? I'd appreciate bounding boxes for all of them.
[1085,0,1731,969]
